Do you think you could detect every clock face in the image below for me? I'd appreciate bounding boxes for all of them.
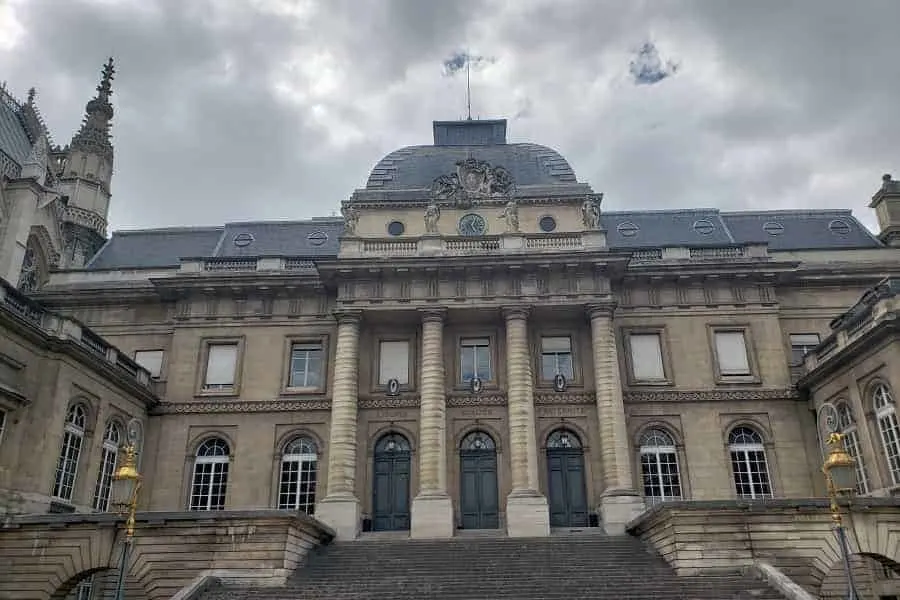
[458,213,487,237]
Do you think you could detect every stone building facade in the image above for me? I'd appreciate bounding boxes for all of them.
[3,60,900,597]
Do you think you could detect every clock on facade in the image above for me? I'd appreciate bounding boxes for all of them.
[458,213,487,236]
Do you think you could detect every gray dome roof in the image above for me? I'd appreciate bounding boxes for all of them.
[364,119,578,191]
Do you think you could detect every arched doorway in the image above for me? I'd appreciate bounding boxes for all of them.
[372,432,411,531]
[546,429,588,527]
[459,430,499,530]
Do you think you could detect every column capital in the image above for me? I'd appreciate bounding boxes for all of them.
[585,302,617,320]
[418,307,447,323]
[501,305,531,321]
[333,309,362,325]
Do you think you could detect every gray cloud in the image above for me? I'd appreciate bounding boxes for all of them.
[2,0,898,233]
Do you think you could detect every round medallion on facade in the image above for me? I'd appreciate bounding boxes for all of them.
[387,221,405,236]
[553,373,567,392]
[458,213,487,237]
[539,215,557,233]
[470,377,484,394]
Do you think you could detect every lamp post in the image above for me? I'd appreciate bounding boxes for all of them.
[817,403,860,600]
[111,419,142,600]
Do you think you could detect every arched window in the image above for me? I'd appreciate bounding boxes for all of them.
[547,429,582,449]
[277,436,318,514]
[92,421,122,511]
[639,429,682,505]
[52,404,87,501]
[461,430,497,451]
[873,383,900,484]
[836,403,869,494]
[70,574,94,600]
[375,432,412,453]
[189,438,230,511]
[728,426,773,499]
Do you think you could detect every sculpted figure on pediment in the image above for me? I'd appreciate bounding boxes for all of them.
[341,204,360,235]
[424,201,441,234]
[581,195,603,230]
[499,200,519,233]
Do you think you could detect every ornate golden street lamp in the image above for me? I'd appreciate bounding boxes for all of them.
[111,419,142,600]
[818,403,860,600]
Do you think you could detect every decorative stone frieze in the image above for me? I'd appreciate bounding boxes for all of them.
[152,399,332,414]
[623,388,800,404]
[446,393,508,407]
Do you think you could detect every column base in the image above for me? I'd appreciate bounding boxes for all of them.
[315,494,360,540]
[410,492,454,539]
[506,490,550,538]
[599,490,645,535]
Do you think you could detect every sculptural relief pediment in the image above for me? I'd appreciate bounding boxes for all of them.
[431,158,516,207]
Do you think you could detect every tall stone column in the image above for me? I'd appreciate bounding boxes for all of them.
[587,304,645,534]
[411,308,454,538]
[503,306,550,537]
[315,310,362,539]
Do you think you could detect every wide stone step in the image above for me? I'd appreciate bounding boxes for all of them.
[197,534,787,600]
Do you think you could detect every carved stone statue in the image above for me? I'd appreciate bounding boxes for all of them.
[581,196,602,230]
[341,205,359,235]
[499,200,519,233]
[430,158,516,209]
[424,202,441,234]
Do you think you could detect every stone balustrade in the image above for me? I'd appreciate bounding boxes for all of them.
[0,277,154,390]
[802,277,900,373]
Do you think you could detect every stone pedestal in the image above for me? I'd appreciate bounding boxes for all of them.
[506,491,551,538]
[312,494,360,540]
[598,491,645,535]
[411,493,454,538]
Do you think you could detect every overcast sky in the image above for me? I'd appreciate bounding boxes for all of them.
[2,0,898,233]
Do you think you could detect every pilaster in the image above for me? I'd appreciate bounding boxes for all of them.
[502,305,550,537]
[411,307,453,538]
[315,310,362,539]
[586,303,645,534]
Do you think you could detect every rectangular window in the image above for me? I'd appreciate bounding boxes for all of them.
[540,336,574,381]
[134,350,164,378]
[379,340,410,385]
[789,333,820,366]
[204,343,238,390]
[629,333,666,381]
[714,331,751,376]
[288,343,323,388]
[460,338,492,383]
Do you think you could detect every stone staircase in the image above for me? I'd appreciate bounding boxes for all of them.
[199,534,787,600]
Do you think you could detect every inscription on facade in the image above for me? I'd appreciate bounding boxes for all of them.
[374,409,410,419]
[461,407,496,418]
[538,406,588,418]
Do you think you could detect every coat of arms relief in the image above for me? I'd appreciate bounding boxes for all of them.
[430,158,516,208]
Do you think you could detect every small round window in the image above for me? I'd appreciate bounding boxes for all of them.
[387,221,405,236]
[693,219,715,235]
[539,216,557,233]
[829,219,851,235]
[233,232,254,247]
[617,222,639,237]
[307,231,328,246]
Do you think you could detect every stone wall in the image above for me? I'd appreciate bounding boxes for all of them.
[627,498,900,595]
[0,510,334,600]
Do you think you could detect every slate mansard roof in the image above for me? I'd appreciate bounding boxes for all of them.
[82,117,883,271]
[362,120,580,195]
[84,209,880,271]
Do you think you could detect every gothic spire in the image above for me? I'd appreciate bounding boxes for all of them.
[70,57,115,160]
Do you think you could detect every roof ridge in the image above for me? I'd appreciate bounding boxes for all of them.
[112,226,225,235]
[719,209,854,217]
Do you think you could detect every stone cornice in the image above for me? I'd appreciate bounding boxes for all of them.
[623,388,801,403]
